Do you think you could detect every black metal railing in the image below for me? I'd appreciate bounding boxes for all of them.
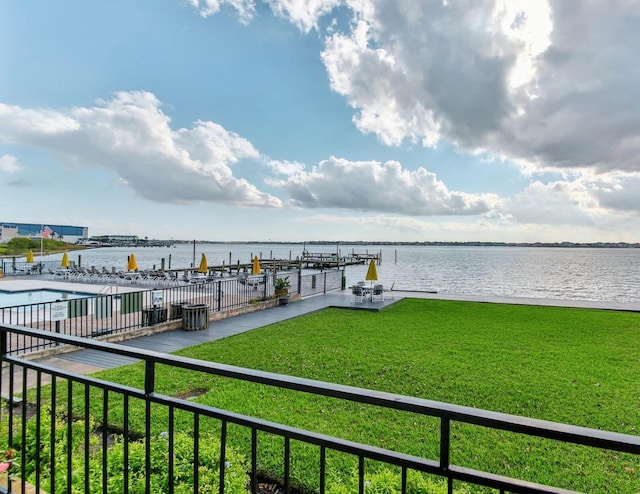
[0,260,61,276]
[1,325,639,494]
[300,269,343,297]
[1,270,344,356]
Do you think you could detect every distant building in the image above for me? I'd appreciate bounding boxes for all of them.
[0,222,88,244]
[88,235,139,246]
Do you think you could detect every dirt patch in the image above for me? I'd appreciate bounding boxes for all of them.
[174,387,208,400]
[1,399,38,421]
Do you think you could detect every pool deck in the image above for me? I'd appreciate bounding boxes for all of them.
[2,276,640,390]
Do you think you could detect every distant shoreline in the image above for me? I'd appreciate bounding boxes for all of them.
[3,241,639,259]
[0,246,88,260]
[179,240,640,248]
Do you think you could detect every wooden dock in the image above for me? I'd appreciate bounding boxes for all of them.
[164,258,304,278]
[300,250,381,269]
[60,246,383,280]
[160,250,382,278]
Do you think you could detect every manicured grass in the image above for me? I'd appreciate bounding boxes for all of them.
[70,300,640,491]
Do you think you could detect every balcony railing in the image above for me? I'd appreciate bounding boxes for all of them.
[2,325,639,494]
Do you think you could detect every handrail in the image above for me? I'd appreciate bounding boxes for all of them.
[3,324,639,457]
[98,283,119,294]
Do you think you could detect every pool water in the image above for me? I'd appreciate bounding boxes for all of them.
[0,289,94,308]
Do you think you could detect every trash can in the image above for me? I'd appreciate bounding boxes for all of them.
[142,307,168,326]
[182,304,209,331]
[170,302,188,320]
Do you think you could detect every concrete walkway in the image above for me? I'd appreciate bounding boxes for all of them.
[1,288,398,389]
[3,281,640,390]
[31,292,399,371]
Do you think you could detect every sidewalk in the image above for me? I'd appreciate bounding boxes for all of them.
[4,288,640,390]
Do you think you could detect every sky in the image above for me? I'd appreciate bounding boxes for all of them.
[1,1,639,243]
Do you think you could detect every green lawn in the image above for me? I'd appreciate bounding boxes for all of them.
[61,299,640,491]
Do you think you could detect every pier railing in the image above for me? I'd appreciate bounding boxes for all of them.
[1,326,638,493]
[1,269,344,356]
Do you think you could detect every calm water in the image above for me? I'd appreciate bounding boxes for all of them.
[0,289,94,307]
[32,243,640,303]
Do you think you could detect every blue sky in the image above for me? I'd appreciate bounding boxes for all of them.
[1,1,639,242]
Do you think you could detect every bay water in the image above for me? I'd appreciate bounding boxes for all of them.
[32,243,640,303]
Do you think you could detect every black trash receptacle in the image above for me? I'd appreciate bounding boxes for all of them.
[170,302,187,320]
[182,304,209,331]
[142,307,168,326]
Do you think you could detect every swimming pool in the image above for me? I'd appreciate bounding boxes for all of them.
[0,289,95,308]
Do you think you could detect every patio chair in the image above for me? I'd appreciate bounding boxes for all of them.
[352,285,365,304]
[372,284,384,302]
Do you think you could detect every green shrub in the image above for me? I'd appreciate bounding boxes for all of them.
[2,237,73,255]
[9,410,248,494]
[325,467,472,493]
[104,431,249,494]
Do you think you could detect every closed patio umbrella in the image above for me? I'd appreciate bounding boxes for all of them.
[365,259,378,287]
[198,253,208,274]
[61,251,70,268]
[252,255,261,275]
[26,250,34,263]
[127,253,138,271]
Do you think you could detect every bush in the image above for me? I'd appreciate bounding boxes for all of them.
[326,467,472,493]
[3,237,71,255]
[9,410,249,494]
[104,431,249,493]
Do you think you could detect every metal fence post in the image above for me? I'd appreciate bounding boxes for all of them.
[0,327,6,357]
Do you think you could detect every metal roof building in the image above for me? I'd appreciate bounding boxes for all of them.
[0,222,88,244]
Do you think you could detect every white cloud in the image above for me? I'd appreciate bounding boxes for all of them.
[271,156,499,215]
[266,0,342,32]
[505,180,597,226]
[295,213,432,232]
[321,28,441,147]
[267,159,306,175]
[581,172,640,213]
[187,0,256,23]
[339,1,640,174]
[282,166,640,236]
[0,154,21,173]
[504,171,640,230]
[0,91,282,208]
[292,211,631,243]
[226,0,639,175]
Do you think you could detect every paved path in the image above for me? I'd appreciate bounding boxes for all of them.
[35,292,398,370]
[2,289,396,389]
[4,284,640,390]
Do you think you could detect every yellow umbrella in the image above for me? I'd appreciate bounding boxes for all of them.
[252,255,261,275]
[365,259,378,285]
[127,253,138,271]
[61,251,70,268]
[26,250,34,263]
[198,253,208,274]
